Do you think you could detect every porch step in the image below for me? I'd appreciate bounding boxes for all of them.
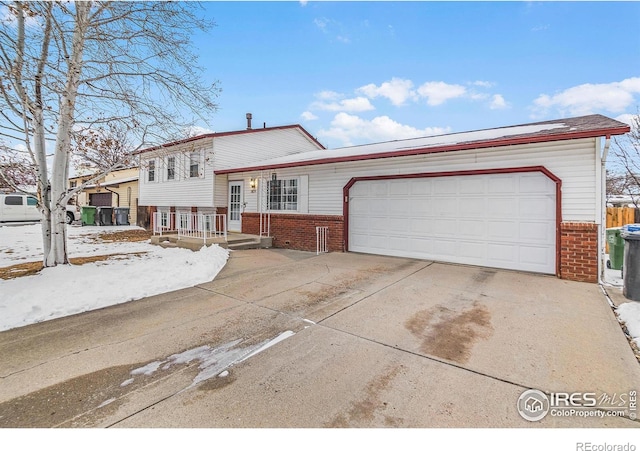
[150,233,271,251]
[227,236,272,251]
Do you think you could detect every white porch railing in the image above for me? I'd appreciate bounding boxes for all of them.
[316,226,329,255]
[152,212,227,243]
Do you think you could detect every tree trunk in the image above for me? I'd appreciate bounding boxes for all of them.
[44,3,90,267]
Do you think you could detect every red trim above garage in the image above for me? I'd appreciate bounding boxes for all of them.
[342,166,563,276]
[215,123,628,175]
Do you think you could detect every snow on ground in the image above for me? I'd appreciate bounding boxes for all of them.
[119,331,296,392]
[0,223,229,332]
[602,254,640,350]
[617,302,640,348]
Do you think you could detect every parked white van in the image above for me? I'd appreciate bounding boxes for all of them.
[0,193,80,224]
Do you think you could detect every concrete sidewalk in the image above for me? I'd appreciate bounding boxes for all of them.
[0,248,638,427]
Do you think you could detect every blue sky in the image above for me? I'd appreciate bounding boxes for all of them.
[190,1,640,149]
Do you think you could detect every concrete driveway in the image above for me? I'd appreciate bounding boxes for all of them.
[0,249,638,428]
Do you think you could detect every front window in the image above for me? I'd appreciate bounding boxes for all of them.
[268,178,298,211]
[148,160,156,182]
[189,152,200,178]
[27,197,37,206]
[167,157,175,180]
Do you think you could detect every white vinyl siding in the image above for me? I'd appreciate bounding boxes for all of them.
[138,128,322,209]
[233,138,597,222]
[213,128,324,171]
[139,148,215,208]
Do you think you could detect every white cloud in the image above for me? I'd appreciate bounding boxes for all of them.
[615,113,638,130]
[317,112,450,147]
[1,5,40,28]
[311,96,375,113]
[301,111,318,121]
[472,81,494,88]
[531,24,550,32]
[316,90,342,101]
[183,125,214,137]
[532,77,640,117]
[299,1,308,6]
[314,17,329,33]
[417,81,467,106]
[489,94,509,110]
[357,78,417,106]
[336,35,351,44]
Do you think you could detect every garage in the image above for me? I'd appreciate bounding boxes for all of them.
[89,192,112,207]
[347,170,558,274]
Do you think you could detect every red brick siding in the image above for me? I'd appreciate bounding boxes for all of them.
[216,207,228,231]
[560,222,598,283]
[242,213,344,252]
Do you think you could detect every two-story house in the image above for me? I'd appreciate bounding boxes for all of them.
[136,121,325,232]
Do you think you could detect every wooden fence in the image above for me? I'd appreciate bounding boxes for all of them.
[606,207,639,229]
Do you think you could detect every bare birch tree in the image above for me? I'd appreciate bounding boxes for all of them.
[610,111,640,207]
[0,1,219,266]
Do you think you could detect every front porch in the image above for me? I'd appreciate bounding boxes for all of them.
[150,232,272,251]
[151,211,272,251]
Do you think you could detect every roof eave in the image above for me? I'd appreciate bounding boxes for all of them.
[215,125,630,175]
[134,124,324,155]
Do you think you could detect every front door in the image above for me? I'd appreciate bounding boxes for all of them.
[228,181,243,232]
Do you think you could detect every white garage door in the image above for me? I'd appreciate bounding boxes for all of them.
[348,172,556,274]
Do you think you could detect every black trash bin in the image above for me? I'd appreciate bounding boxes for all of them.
[114,207,130,226]
[622,232,640,302]
[95,206,113,226]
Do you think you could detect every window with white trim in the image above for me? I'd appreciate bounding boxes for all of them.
[148,160,156,182]
[267,178,298,211]
[189,152,200,178]
[167,156,175,180]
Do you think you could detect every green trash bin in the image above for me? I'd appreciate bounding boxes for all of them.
[606,227,624,270]
[81,206,96,226]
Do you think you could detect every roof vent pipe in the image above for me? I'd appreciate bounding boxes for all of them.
[246,113,252,130]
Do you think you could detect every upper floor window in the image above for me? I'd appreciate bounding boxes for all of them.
[268,178,298,211]
[189,152,200,178]
[167,157,175,180]
[148,160,156,182]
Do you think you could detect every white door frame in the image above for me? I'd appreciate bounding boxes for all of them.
[228,180,243,232]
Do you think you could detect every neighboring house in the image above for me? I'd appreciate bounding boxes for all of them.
[136,123,325,231]
[607,195,640,208]
[68,167,139,225]
[215,114,630,284]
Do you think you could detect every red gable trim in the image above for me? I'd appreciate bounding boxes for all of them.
[215,125,629,175]
[135,124,325,155]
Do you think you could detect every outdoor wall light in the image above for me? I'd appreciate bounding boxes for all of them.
[249,178,257,192]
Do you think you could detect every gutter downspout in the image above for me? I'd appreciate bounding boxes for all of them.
[600,136,611,284]
[105,186,120,207]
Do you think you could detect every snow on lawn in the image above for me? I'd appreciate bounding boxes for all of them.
[0,223,229,332]
[617,302,640,349]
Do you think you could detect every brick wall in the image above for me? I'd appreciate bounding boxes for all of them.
[242,213,344,252]
[560,222,598,283]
